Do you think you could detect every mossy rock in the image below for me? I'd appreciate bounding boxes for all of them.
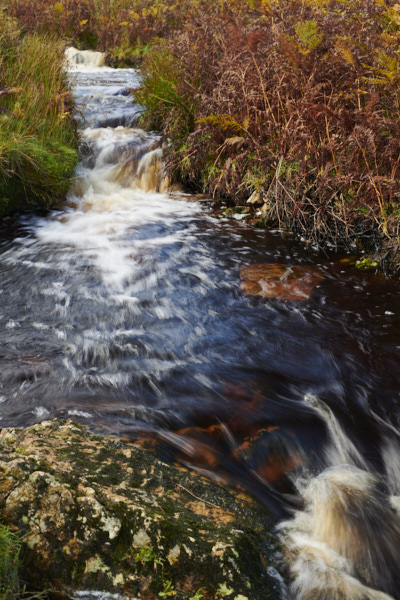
[0,420,281,599]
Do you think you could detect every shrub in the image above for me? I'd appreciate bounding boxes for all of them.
[138,0,400,254]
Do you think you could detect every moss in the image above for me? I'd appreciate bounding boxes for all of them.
[56,447,98,473]
[0,420,281,599]
[128,475,143,488]
[95,463,124,486]
[356,257,379,270]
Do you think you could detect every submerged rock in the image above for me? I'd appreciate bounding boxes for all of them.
[240,263,324,301]
[224,207,252,221]
[0,420,281,599]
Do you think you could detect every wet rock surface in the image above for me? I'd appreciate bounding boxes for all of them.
[0,420,281,599]
[240,263,324,301]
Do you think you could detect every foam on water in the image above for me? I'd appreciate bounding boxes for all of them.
[280,464,400,600]
[277,395,400,600]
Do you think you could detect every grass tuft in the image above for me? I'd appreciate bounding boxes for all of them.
[0,523,20,600]
[0,12,78,213]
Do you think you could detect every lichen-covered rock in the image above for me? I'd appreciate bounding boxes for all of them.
[0,420,281,599]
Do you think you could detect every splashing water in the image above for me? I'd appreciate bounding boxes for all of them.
[1,49,400,599]
[280,413,400,599]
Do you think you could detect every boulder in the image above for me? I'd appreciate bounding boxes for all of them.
[0,420,282,600]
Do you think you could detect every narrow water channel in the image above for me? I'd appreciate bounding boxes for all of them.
[1,50,400,599]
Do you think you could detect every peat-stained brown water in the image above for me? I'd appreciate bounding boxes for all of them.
[1,50,400,599]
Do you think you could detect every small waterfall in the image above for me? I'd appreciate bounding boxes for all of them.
[72,128,170,200]
[115,148,171,193]
[64,47,170,195]
[65,47,106,68]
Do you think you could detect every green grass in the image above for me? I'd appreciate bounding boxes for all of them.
[0,13,78,214]
[136,45,196,143]
[0,523,20,600]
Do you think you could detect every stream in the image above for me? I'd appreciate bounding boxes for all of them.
[1,49,400,599]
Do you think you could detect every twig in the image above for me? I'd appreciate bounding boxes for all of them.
[176,483,223,510]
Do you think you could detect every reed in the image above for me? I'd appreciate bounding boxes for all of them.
[0,13,78,214]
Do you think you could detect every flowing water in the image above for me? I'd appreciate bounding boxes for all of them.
[1,49,400,599]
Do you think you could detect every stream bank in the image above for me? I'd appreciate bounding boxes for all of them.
[133,0,400,275]
[0,10,78,216]
[0,419,281,600]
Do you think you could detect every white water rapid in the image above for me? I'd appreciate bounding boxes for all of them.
[279,395,400,600]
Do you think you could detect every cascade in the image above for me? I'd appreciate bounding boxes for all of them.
[0,47,399,599]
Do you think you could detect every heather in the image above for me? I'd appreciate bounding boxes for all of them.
[137,0,400,269]
[6,0,400,270]
[0,11,78,215]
